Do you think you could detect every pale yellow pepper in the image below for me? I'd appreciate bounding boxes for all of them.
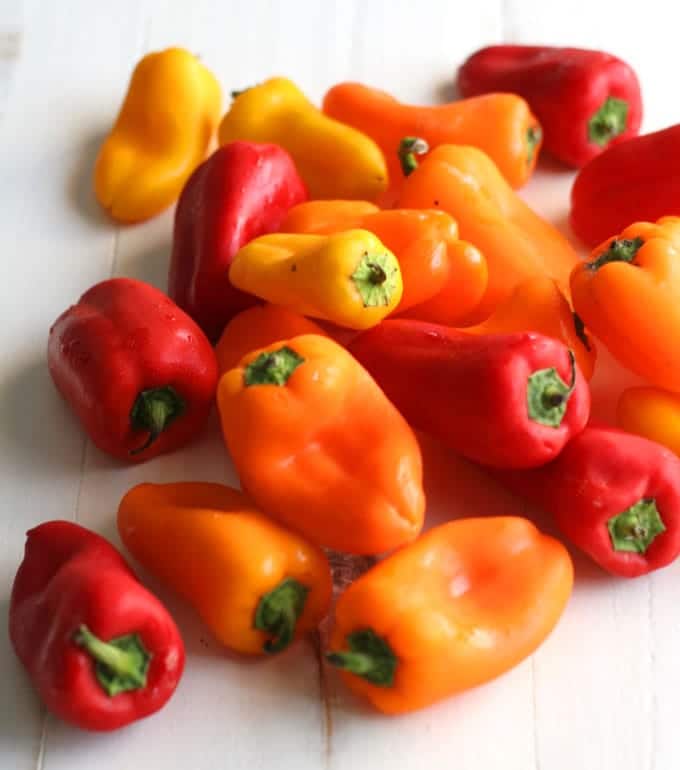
[218,77,388,201]
[229,230,403,330]
[94,48,222,223]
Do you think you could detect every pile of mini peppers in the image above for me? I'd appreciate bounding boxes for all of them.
[12,41,680,731]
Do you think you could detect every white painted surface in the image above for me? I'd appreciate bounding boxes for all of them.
[0,1,677,768]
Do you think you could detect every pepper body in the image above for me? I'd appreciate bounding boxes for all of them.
[229,230,403,330]
[94,48,222,223]
[217,334,425,554]
[218,78,387,201]
[48,278,218,462]
[323,83,541,188]
[397,144,579,323]
[168,142,308,341]
[458,45,642,168]
[618,388,680,458]
[326,517,572,714]
[570,217,680,391]
[9,521,184,731]
[348,320,590,469]
[280,200,487,324]
[570,126,680,246]
[495,425,680,578]
[118,483,332,655]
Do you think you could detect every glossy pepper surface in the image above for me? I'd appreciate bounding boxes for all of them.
[94,48,221,223]
[9,521,184,731]
[458,45,642,168]
[48,278,218,462]
[397,144,579,323]
[349,320,590,469]
[570,217,680,391]
[217,334,425,554]
[496,425,680,578]
[323,83,541,188]
[229,230,403,330]
[168,142,308,341]
[326,517,573,714]
[118,483,332,655]
[618,388,680,458]
[218,78,387,201]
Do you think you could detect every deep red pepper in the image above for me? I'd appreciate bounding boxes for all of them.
[48,277,217,462]
[168,142,308,341]
[9,521,185,731]
[348,320,590,469]
[570,124,680,247]
[458,45,642,168]
[494,425,680,578]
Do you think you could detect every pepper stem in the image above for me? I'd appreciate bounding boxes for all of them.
[254,578,309,654]
[351,250,401,308]
[129,386,185,455]
[589,237,644,271]
[527,350,577,428]
[74,625,151,697]
[588,96,629,147]
[326,628,397,687]
[526,124,542,164]
[572,312,592,352]
[244,347,305,387]
[607,498,666,554]
[398,136,429,176]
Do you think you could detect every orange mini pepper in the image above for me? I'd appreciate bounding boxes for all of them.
[323,82,542,189]
[280,200,487,324]
[618,387,680,457]
[465,277,597,380]
[326,517,573,714]
[217,334,425,554]
[571,217,680,391]
[398,143,580,323]
[118,482,332,655]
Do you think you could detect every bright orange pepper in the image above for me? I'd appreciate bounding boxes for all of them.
[464,277,597,380]
[118,482,332,655]
[618,388,680,456]
[280,200,487,324]
[323,83,542,190]
[326,517,573,714]
[217,334,425,554]
[397,144,579,323]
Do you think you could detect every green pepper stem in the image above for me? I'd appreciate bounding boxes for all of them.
[526,125,542,164]
[398,136,429,177]
[607,498,666,554]
[589,237,644,271]
[325,628,397,687]
[254,578,309,654]
[527,350,577,427]
[588,96,629,147]
[129,386,185,455]
[244,347,305,387]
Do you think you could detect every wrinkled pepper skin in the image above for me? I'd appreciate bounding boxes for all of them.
[465,277,597,381]
[323,83,541,188]
[570,217,680,391]
[94,48,221,223]
[398,145,579,323]
[349,320,590,469]
[570,126,680,246]
[219,78,387,201]
[48,278,218,462]
[326,517,573,714]
[496,425,680,578]
[281,200,488,324]
[229,230,403,330]
[618,388,680,458]
[9,521,184,731]
[217,334,425,554]
[118,483,332,655]
[458,46,642,168]
[168,142,308,341]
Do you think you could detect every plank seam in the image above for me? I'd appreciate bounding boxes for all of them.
[531,656,541,770]
[34,711,49,770]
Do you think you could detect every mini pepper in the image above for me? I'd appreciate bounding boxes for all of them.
[618,388,680,458]
[9,521,184,731]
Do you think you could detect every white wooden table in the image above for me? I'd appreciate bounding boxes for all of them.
[1,1,679,768]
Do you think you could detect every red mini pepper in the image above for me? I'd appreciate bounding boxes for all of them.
[168,142,308,341]
[458,45,642,168]
[348,320,590,469]
[570,125,680,246]
[495,425,680,578]
[48,277,218,462]
[9,521,185,731]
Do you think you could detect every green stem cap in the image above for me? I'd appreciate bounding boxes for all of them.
[526,124,542,164]
[588,96,629,147]
[398,136,429,177]
[352,251,400,308]
[254,578,309,654]
[326,629,397,687]
[129,386,185,456]
[244,346,305,387]
[527,349,577,427]
[589,237,644,271]
[607,498,666,554]
[74,625,151,697]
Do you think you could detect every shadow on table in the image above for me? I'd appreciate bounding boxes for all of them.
[66,131,110,228]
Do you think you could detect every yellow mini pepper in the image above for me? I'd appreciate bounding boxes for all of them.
[94,47,222,223]
[218,77,388,201]
[618,387,680,458]
[229,230,403,329]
